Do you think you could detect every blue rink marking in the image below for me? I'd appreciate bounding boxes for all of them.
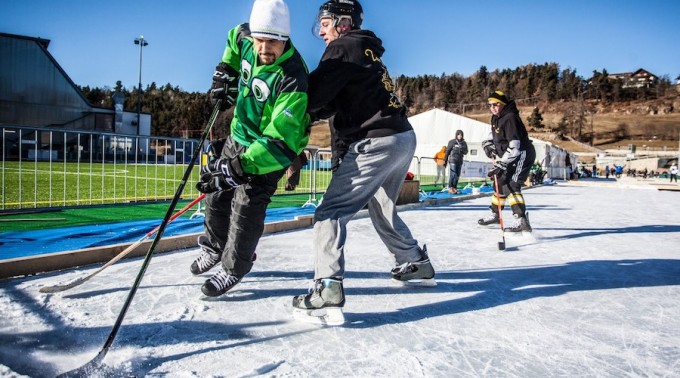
[0,206,316,260]
[419,185,494,200]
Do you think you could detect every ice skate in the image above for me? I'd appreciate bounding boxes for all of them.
[190,235,221,275]
[477,211,500,226]
[391,247,436,287]
[292,277,345,326]
[504,213,532,234]
[201,267,242,297]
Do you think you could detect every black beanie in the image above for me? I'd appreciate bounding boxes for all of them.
[488,91,509,105]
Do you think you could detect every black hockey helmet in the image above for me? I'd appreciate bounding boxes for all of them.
[318,0,363,29]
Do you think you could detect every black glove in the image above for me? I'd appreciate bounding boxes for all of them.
[206,139,226,159]
[482,140,497,159]
[210,63,239,111]
[196,157,246,193]
[487,161,507,178]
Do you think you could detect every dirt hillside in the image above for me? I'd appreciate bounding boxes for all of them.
[308,94,680,158]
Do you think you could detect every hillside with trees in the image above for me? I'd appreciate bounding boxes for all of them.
[80,63,680,153]
[395,64,679,148]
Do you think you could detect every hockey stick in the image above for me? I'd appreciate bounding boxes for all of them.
[39,194,206,294]
[493,174,506,250]
[56,100,221,378]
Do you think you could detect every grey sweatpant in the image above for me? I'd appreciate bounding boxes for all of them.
[313,130,422,279]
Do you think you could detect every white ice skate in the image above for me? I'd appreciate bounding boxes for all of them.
[292,278,346,326]
[391,252,437,287]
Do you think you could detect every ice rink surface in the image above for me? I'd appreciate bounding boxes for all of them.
[1,181,679,377]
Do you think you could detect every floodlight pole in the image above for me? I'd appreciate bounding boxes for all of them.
[134,35,148,135]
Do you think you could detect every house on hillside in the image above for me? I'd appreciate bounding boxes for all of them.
[607,68,658,89]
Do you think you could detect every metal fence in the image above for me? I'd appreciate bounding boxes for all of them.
[413,156,492,190]
[1,126,204,210]
[1,126,489,211]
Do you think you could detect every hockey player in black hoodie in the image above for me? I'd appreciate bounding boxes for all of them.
[479,91,536,233]
[292,0,435,325]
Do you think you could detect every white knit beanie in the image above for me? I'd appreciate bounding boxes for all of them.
[249,0,290,41]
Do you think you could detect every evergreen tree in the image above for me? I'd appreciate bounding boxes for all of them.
[439,76,456,111]
[527,107,544,130]
[555,116,569,140]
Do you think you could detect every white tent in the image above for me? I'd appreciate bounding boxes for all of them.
[408,108,574,181]
[409,108,491,163]
[533,139,576,180]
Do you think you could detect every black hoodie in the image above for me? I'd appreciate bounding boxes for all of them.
[444,130,468,164]
[489,100,532,159]
[307,29,412,143]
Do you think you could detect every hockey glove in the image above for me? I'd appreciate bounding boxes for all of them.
[487,161,507,178]
[206,139,226,160]
[482,140,497,159]
[210,62,239,111]
[196,157,247,193]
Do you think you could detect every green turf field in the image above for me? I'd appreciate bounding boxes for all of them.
[1,161,331,209]
[0,160,328,232]
[1,161,204,208]
[1,159,486,233]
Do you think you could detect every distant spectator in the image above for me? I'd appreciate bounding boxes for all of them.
[613,164,625,178]
[565,155,572,180]
[670,163,678,183]
[530,161,545,185]
[433,146,447,188]
[444,130,468,194]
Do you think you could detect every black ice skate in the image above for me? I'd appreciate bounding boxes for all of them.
[504,213,532,233]
[478,211,500,226]
[391,247,436,287]
[201,267,242,297]
[292,277,345,326]
[190,235,221,275]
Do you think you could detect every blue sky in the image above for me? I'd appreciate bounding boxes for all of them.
[2,0,679,93]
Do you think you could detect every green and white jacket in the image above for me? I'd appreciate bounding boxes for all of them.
[221,23,310,175]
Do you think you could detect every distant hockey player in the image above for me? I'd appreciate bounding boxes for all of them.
[191,0,310,297]
[478,91,536,233]
[292,0,435,325]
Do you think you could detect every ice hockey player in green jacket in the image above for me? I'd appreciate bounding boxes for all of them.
[192,0,310,297]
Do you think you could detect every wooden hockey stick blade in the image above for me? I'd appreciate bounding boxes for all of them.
[38,237,147,293]
[39,194,205,293]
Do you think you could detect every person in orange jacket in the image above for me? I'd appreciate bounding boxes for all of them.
[433,146,447,188]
